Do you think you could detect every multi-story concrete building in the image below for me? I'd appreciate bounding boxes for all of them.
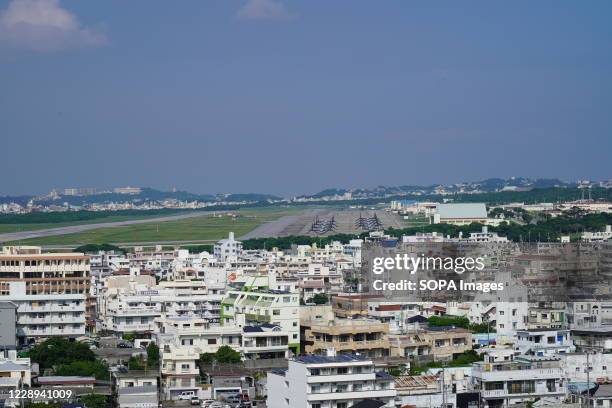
[561,352,612,383]
[214,232,243,261]
[515,328,574,357]
[332,294,383,319]
[99,278,222,334]
[267,353,396,408]
[0,246,90,344]
[472,355,566,408]
[421,328,472,362]
[389,327,472,363]
[221,276,300,355]
[566,301,612,329]
[301,318,390,358]
[0,302,17,349]
[0,349,32,407]
[571,327,612,352]
[527,304,567,330]
[160,344,201,400]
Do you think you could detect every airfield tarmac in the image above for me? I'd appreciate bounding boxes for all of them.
[240,209,404,239]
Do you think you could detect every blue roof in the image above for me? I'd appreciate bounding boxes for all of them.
[243,326,263,332]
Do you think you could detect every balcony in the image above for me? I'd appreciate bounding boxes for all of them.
[309,340,389,352]
[307,389,395,401]
[245,313,271,323]
[481,387,566,398]
[307,373,376,383]
[19,303,85,313]
[108,308,162,317]
[111,323,155,332]
[18,315,84,324]
[19,326,85,336]
[474,367,564,382]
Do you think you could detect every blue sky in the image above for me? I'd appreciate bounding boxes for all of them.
[1,0,611,196]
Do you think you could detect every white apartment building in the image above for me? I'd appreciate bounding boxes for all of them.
[221,276,300,356]
[160,344,201,400]
[515,329,574,357]
[214,232,243,261]
[567,301,612,329]
[472,355,567,408]
[156,315,241,353]
[561,352,612,383]
[482,301,528,344]
[463,226,509,243]
[100,278,222,334]
[0,246,90,344]
[267,353,397,408]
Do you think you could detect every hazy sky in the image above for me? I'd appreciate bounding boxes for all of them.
[1,0,611,197]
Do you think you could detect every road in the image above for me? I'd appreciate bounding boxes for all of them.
[0,211,218,244]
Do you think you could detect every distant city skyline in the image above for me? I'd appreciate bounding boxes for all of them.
[0,176,609,200]
[1,0,611,196]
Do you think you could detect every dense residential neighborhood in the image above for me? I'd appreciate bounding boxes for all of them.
[1,195,612,407]
[2,0,610,406]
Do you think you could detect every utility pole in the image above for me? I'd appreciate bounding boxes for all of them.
[441,364,446,408]
[585,351,591,408]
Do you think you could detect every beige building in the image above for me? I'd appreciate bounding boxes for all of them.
[0,246,91,343]
[389,328,472,362]
[331,294,383,319]
[301,318,390,358]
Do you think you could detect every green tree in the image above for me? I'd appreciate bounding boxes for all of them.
[427,315,470,329]
[128,356,145,371]
[199,353,215,365]
[29,338,95,370]
[307,293,328,305]
[146,342,160,368]
[79,394,107,408]
[122,332,137,342]
[214,345,241,363]
[24,403,61,408]
[55,360,109,380]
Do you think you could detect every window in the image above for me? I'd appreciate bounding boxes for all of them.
[208,339,217,345]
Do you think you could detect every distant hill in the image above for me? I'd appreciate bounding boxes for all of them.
[300,177,576,200]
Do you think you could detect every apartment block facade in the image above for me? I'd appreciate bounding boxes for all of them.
[0,246,90,344]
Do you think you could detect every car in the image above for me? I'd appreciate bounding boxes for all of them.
[117,342,132,348]
[223,395,241,404]
[190,395,200,405]
[208,403,230,408]
[178,391,196,400]
[200,400,216,408]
